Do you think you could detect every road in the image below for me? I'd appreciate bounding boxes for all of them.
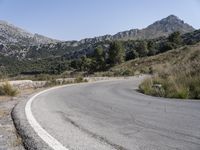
[29,76,200,150]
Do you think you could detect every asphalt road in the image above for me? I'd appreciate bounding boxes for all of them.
[30,76,200,150]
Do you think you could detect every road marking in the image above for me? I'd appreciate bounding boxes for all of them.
[25,79,131,150]
[25,85,73,150]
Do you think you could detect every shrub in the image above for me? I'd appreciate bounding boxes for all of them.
[0,82,18,96]
[74,76,88,83]
[139,78,153,95]
[139,70,200,99]
[122,69,132,76]
[44,79,60,87]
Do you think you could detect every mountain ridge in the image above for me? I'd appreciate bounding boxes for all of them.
[0,20,60,45]
[0,15,196,46]
[78,15,195,44]
[0,15,197,60]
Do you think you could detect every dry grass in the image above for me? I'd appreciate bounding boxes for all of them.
[138,43,200,99]
[110,44,197,75]
[0,82,18,97]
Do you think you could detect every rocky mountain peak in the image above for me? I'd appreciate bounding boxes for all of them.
[0,20,59,45]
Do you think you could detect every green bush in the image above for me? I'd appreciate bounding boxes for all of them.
[0,82,18,96]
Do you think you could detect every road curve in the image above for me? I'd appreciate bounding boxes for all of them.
[29,76,200,150]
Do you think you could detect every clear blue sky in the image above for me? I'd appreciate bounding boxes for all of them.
[0,0,200,40]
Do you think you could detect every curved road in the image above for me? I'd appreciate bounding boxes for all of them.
[30,76,200,150]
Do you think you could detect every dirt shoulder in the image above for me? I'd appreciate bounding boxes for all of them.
[0,88,45,150]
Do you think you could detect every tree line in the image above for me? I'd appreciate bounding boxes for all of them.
[0,30,195,76]
[70,31,183,73]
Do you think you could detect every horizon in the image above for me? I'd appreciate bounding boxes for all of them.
[0,0,200,41]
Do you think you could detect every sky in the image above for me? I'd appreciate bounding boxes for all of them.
[0,0,200,41]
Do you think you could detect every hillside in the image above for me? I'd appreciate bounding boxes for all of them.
[1,28,200,76]
[132,43,200,99]
[112,15,195,40]
[0,15,200,77]
[0,20,59,45]
[109,42,200,76]
[0,15,195,60]
[76,15,195,42]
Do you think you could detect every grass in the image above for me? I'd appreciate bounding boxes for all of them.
[138,43,200,99]
[109,45,195,75]
[74,76,85,83]
[0,82,18,97]
[44,76,88,87]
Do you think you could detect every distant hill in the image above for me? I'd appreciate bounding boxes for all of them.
[0,20,59,45]
[78,15,195,43]
[0,15,197,60]
[0,14,199,76]
[113,15,195,40]
[0,15,195,45]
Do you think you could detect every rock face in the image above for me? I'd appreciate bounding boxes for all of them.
[95,15,195,41]
[0,15,196,60]
[0,15,195,46]
[0,20,59,45]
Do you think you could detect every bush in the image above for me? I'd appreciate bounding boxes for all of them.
[139,78,153,94]
[122,69,132,76]
[0,82,18,96]
[44,79,59,87]
[139,77,165,97]
[74,76,88,83]
[139,72,200,99]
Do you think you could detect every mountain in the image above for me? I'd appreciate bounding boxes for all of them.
[0,15,197,60]
[0,15,195,46]
[79,15,195,43]
[113,15,195,40]
[0,20,59,45]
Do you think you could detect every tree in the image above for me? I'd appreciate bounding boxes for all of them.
[80,56,93,71]
[160,42,174,52]
[136,41,148,57]
[93,46,106,70]
[70,59,82,70]
[147,40,157,56]
[108,41,125,66]
[168,31,182,45]
[126,49,139,61]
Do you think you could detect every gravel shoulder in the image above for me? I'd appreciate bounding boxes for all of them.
[0,96,24,150]
[0,88,47,150]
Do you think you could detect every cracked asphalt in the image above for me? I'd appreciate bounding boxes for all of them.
[30,76,200,150]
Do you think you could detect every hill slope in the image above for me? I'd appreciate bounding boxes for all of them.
[132,43,200,99]
[0,20,59,45]
[112,15,195,40]
[110,42,200,76]
[78,15,195,43]
[0,15,196,60]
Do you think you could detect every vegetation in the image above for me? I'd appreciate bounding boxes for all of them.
[93,46,106,70]
[0,82,18,96]
[139,43,200,99]
[1,30,200,77]
[74,76,88,83]
[108,41,125,66]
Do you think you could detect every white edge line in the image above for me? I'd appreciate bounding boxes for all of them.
[25,84,73,150]
[25,80,122,150]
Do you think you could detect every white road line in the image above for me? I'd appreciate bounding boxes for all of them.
[25,79,128,150]
[25,85,73,150]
